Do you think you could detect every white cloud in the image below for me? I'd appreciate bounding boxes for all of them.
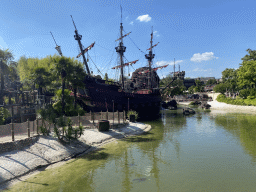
[190,52,218,62]
[129,21,134,25]
[136,14,151,22]
[153,31,160,37]
[156,60,183,66]
[193,68,208,72]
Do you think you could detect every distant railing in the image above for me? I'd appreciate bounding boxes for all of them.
[0,110,126,142]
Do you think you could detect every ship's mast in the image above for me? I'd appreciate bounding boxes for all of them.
[115,7,126,90]
[145,27,155,89]
[50,31,63,56]
[71,15,90,75]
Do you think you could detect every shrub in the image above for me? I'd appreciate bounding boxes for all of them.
[239,89,250,99]
[0,107,11,125]
[127,110,139,121]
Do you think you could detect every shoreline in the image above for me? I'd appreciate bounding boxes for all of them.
[0,122,151,190]
[178,100,256,113]
[208,100,256,113]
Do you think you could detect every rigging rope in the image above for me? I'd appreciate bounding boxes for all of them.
[123,29,146,54]
[95,43,113,52]
[87,54,104,76]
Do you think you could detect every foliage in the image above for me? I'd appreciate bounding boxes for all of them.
[37,104,57,135]
[213,83,228,94]
[239,88,256,99]
[161,77,186,97]
[37,104,85,140]
[29,67,52,95]
[237,60,256,89]
[0,107,10,125]
[188,85,195,94]
[52,89,85,117]
[194,79,204,92]
[241,48,256,62]
[17,55,84,92]
[39,125,49,136]
[206,79,217,85]
[127,110,139,121]
[216,94,256,106]
[189,101,200,106]
[4,97,15,105]
[220,68,238,92]
[104,73,109,81]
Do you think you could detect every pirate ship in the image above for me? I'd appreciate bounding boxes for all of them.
[53,14,169,120]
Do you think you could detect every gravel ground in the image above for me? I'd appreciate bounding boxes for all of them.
[0,122,151,190]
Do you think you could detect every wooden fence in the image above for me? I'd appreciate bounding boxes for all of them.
[0,110,126,142]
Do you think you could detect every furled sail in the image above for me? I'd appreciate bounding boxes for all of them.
[76,42,95,58]
[138,64,168,74]
[115,32,131,42]
[112,59,139,69]
[147,42,159,50]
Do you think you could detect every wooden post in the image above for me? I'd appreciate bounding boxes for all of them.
[112,100,114,126]
[101,110,102,120]
[62,115,65,136]
[106,109,108,120]
[78,114,80,127]
[92,111,94,124]
[11,105,13,118]
[36,118,39,135]
[11,119,14,141]
[90,110,92,121]
[9,94,11,105]
[118,110,120,124]
[123,110,125,123]
[33,119,35,135]
[26,92,29,104]
[27,119,30,138]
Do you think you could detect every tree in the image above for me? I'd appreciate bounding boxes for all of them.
[221,68,238,92]
[188,85,195,94]
[104,73,109,81]
[237,60,256,89]
[29,67,52,95]
[213,83,228,94]
[195,79,204,92]
[206,79,217,85]
[241,49,256,62]
[67,65,86,109]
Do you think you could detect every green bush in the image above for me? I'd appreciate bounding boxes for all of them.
[216,94,256,106]
[239,89,250,99]
[127,110,139,121]
[0,107,11,125]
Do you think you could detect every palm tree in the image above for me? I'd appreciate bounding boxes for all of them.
[67,65,86,109]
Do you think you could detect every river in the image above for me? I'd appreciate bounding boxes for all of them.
[5,107,256,191]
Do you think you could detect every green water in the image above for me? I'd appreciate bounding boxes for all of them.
[5,108,256,191]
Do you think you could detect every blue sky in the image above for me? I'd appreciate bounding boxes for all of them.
[1,0,256,79]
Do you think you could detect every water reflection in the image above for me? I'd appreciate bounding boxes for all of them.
[213,112,256,162]
[7,108,256,191]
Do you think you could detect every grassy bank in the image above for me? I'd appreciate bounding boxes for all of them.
[217,94,256,106]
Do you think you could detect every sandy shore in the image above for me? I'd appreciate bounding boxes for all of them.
[0,122,151,190]
[208,100,256,113]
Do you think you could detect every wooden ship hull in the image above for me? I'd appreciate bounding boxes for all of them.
[76,76,162,120]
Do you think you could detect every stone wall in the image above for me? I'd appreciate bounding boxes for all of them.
[0,135,39,154]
